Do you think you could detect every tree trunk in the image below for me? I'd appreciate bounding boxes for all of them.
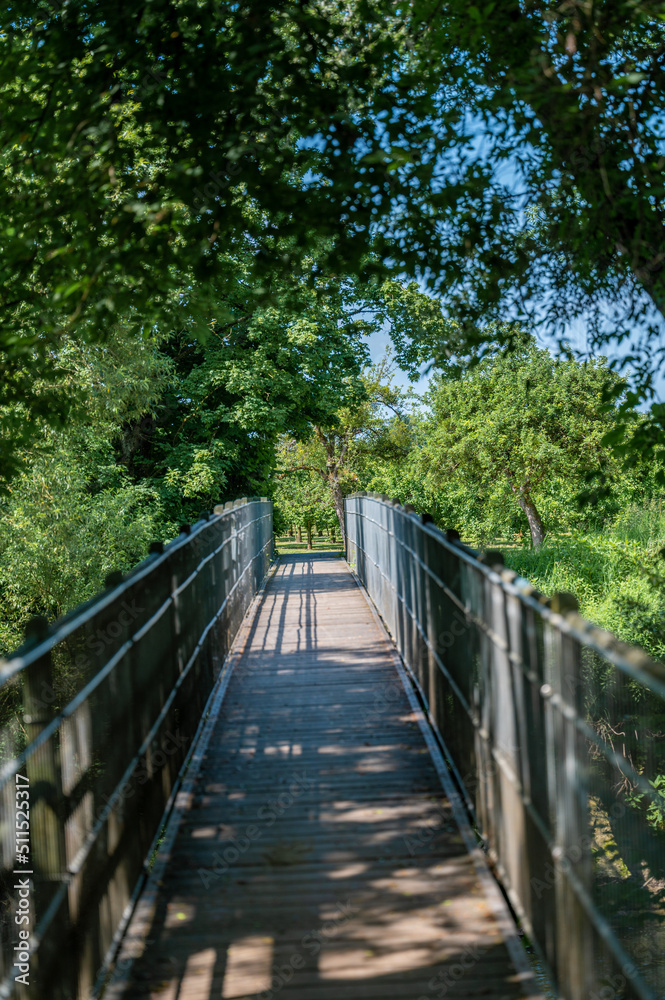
[504,469,546,549]
[331,526,336,543]
[330,477,345,548]
[516,491,545,548]
[306,523,313,549]
[297,526,302,544]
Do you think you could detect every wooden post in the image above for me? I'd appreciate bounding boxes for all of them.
[543,618,594,1000]
[22,621,68,979]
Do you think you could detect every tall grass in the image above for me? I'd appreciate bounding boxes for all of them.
[613,499,665,547]
[502,527,665,662]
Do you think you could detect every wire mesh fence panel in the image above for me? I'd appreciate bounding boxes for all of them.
[0,499,272,1000]
[346,492,665,1000]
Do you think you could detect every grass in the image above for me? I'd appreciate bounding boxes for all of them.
[613,499,665,547]
[500,531,665,662]
[274,512,665,662]
[274,533,343,556]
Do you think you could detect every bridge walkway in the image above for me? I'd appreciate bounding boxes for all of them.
[105,554,541,1000]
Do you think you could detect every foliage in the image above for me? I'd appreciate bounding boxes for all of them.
[502,531,665,662]
[0,0,394,469]
[3,1,665,475]
[613,498,665,548]
[126,274,372,525]
[364,447,665,660]
[273,463,337,546]
[0,463,163,657]
[358,346,665,658]
[626,774,665,832]
[414,338,632,547]
[275,357,412,540]
[407,1,665,376]
[0,265,419,650]
[0,334,169,655]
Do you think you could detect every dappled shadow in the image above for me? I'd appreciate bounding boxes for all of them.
[113,555,532,1000]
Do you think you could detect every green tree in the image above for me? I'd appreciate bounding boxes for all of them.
[0,333,169,655]
[277,358,411,544]
[419,340,630,548]
[5,1,665,481]
[0,0,396,452]
[273,466,337,550]
[0,255,390,647]
[5,4,664,370]
[131,305,368,523]
[397,4,665,345]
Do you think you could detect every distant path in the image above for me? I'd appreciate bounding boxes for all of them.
[106,554,541,1000]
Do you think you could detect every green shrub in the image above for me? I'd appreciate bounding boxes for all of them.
[503,532,665,661]
[613,499,665,547]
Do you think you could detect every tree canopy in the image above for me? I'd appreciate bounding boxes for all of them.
[3,1,664,426]
[401,339,645,547]
[0,266,426,649]
[276,357,411,542]
[1,0,664,648]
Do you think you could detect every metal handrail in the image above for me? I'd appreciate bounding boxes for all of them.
[345,492,665,1000]
[0,498,273,1000]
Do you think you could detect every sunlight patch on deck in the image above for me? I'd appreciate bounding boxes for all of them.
[222,936,274,998]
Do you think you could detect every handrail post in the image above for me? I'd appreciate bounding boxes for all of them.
[22,626,68,997]
[343,493,665,1000]
[22,626,67,892]
[544,612,595,999]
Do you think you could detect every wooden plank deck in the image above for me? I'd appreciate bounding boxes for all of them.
[106,554,543,1000]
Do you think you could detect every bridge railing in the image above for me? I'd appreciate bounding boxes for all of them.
[0,498,272,1000]
[346,492,665,1000]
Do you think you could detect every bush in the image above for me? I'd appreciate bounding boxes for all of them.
[503,532,665,661]
[613,499,665,547]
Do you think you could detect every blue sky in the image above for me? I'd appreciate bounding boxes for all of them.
[360,107,665,410]
[368,312,665,408]
[367,326,431,395]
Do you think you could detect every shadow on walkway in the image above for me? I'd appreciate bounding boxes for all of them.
[110,555,534,1000]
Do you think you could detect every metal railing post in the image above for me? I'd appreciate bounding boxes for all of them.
[344,493,665,1000]
[0,499,274,1000]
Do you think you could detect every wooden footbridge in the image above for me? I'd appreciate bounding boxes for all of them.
[105,553,536,1000]
[1,497,664,1000]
